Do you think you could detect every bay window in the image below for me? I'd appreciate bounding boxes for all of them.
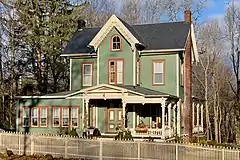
[23,108,30,127]
[71,108,78,127]
[40,108,47,127]
[31,108,38,127]
[62,108,69,127]
[53,108,60,127]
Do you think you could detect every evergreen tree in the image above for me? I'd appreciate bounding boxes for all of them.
[14,0,85,93]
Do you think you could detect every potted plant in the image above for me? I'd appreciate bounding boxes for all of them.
[135,120,148,133]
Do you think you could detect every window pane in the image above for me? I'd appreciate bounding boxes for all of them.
[72,108,78,118]
[109,111,114,121]
[117,61,123,84]
[83,65,91,74]
[72,118,78,127]
[23,108,29,118]
[53,108,60,127]
[83,75,92,86]
[41,118,47,126]
[40,108,47,117]
[154,62,163,73]
[62,108,69,127]
[32,108,38,117]
[154,73,163,83]
[24,118,29,127]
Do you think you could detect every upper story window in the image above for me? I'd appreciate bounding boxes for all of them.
[153,60,164,85]
[109,59,123,84]
[82,63,93,87]
[111,35,121,51]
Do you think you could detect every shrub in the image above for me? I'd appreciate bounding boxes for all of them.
[93,128,101,137]
[69,128,79,137]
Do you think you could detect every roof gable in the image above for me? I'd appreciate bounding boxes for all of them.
[89,14,142,50]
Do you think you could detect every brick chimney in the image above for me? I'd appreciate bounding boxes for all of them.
[183,9,193,141]
[184,9,192,23]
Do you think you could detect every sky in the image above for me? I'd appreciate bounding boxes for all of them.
[201,0,233,21]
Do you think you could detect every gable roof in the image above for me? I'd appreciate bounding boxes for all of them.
[61,15,195,59]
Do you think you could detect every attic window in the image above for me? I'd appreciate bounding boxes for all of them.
[111,35,121,51]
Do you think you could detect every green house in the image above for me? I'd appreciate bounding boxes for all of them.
[16,11,203,139]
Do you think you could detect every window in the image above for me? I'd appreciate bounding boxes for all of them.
[82,63,93,86]
[108,60,123,84]
[137,60,140,85]
[153,61,164,85]
[31,108,38,127]
[111,35,121,51]
[23,108,30,127]
[62,108,69,127]
[180,63,184,86]
[71,108,78,127]
[40,108,47,127]
[53,108,60,127]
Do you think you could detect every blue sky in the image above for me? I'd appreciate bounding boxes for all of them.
[201,0,229,21]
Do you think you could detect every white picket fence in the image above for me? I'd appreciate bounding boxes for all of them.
[0,132,239,160]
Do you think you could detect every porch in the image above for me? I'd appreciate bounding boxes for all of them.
[67,84,204,139]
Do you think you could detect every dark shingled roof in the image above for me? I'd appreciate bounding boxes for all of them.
[120,85,176,97]
[62,19,190,55]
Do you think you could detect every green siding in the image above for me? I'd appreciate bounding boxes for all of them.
[99,27,133,85]
[140,54,178,96]
[71,57,97,90]
[17,98,83,134]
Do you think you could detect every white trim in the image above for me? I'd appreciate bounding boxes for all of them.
[96,106,98,128]
[176,54,179,97]
[89,14,140,50]
[60,53,97,57]
[69,59,72,91]
[191,24,199,62]
[133,48,137,86]
[140,49,185,54]
[97,48,100,85]
[16,96,68,99]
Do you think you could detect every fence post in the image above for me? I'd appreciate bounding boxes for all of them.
[30,135,34,155]
[137,141,140,160]
[222,149,224,160]
[64,136,68,158]
[176,143,178,160]
[238,150,240,160]
[99,140,103,160]
[18,133,21,155]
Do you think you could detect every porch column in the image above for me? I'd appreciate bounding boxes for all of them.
[192,102,195,127]
[173,104,176,135]
[168,103,172,137]
[133,105,136,130]
[161,98,166,139]
[168,103,171,128]
[177,100,181,136]
[85,99,89,127]
[197,104,199,127]
[122,101,126,128]
[201,104,204,128]
[93,106,96,127]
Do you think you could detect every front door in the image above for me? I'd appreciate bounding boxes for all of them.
[108,107,122,132]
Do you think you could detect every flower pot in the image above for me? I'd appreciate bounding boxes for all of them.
[135,127,148,133]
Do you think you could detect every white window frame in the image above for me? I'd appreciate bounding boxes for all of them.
[31,108,39,127]
[40,108,47,127]
[53,108,60,127]
[62,108,69,127]
[71,108,78,128]
[82,63,93,86]
[153,61,164,85]
[116,61,123,84]
[111,35,121,51]
[23,108,30,127]
[109,60,123,84]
